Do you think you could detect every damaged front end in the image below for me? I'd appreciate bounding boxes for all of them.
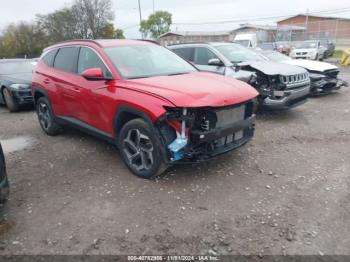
[255,72,310,110]
[309,69,348,96]
[156,100,256,163]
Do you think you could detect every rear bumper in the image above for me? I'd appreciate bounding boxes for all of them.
[179,115,256,163]
[262,85,310,110]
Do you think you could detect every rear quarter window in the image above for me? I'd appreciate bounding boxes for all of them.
[54,47,80,73]
[41,49,58,67]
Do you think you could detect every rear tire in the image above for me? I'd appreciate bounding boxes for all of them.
[36,97,61,136]
[3,88,19,112]
[118,118,168,178]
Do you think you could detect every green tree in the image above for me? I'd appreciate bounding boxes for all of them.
[0,0,124,58]
[140,11,172,39]
[0,22,46,58]
[99,23,125,39]
[72,0,115,39]
[36,8,79,44]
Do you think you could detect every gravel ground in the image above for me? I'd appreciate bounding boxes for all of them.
[0,66,349,256]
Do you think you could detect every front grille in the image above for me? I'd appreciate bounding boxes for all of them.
[279,73,310,89]
[296,52,307,55]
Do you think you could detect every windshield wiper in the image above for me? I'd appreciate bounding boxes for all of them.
[127,75,152,80]
[167,72,190,76]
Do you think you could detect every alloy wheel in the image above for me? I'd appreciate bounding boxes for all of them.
[123,129,154,172]
[38,102,51,131]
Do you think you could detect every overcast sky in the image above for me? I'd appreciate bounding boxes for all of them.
[1,0,350,38]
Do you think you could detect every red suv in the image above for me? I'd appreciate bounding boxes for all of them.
[32,40,258,178]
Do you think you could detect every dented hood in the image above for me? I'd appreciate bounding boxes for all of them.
[239,61,307,76]
[125,72,258,107]
[282,59,338,72]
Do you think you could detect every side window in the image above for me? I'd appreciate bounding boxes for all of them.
[172,48,195,62]
[78,47,109,76]
[53,47,80,73]
[194,47,219,65]
[42,49,58,67]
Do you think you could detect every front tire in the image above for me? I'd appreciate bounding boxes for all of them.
[118,119,167,178]
[36,97,61,136]
[3,88,19,112]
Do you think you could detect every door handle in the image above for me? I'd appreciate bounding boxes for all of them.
[72,87,81,93]
[43,78,50,84]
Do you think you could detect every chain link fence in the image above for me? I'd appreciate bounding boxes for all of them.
[275,19,350,50]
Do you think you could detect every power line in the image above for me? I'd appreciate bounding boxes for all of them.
[172,6,350,25]
[120,6,350,31]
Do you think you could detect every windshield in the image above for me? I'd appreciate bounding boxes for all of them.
[104,45,196,79]
[297,41,318,49]
[0,60,36,75]
[261,51,291,62]
[233,40,250,47]
[216,44,265,63]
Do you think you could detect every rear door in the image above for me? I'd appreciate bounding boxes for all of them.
[52,47,81,118]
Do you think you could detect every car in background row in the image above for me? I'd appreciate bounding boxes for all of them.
[290,40,327,60]
[169,42,310,110]
[32,40,258,178]
[320,39,335,58]
[0,142,9,203]
[276,41,291,55]
[233,33,258,48]
[169,43,257,85]
[259,50,348,96]
[258,42,291,55]
[258,42,277,51]
[0,59,36,112]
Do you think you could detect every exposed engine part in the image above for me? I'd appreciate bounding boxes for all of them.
[160,101,255,162]
[168,108,188,161]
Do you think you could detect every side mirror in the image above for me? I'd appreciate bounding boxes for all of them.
[208,58,223,66]
[81,68,111,81]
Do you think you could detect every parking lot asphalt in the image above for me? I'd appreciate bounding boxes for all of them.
[0,65,349,256]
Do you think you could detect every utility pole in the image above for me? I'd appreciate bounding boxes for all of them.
[153,0,155,13]
[305,8,309,40]
[138,0,143,38]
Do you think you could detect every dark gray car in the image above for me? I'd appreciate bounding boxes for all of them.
[169,42,311,110]
[0,59,36,112]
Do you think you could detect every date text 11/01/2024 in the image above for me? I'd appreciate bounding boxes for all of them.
[127,255,219,261]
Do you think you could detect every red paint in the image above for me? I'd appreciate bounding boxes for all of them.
[81,68,104,79]
[32,40,258,137]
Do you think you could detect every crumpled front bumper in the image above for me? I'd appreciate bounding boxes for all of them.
[262,85,310,110]
[179,115,256,163]
[310,78,348,96]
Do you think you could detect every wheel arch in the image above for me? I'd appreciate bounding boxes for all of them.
[113,105,154,138]
[33,88,49,105]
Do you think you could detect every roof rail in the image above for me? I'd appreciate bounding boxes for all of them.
[48,39,102,48]
[133,39,160,45]
[167,42,210,46]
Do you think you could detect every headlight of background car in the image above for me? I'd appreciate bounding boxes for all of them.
[9,84,30,90]
[309,50,317,56]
